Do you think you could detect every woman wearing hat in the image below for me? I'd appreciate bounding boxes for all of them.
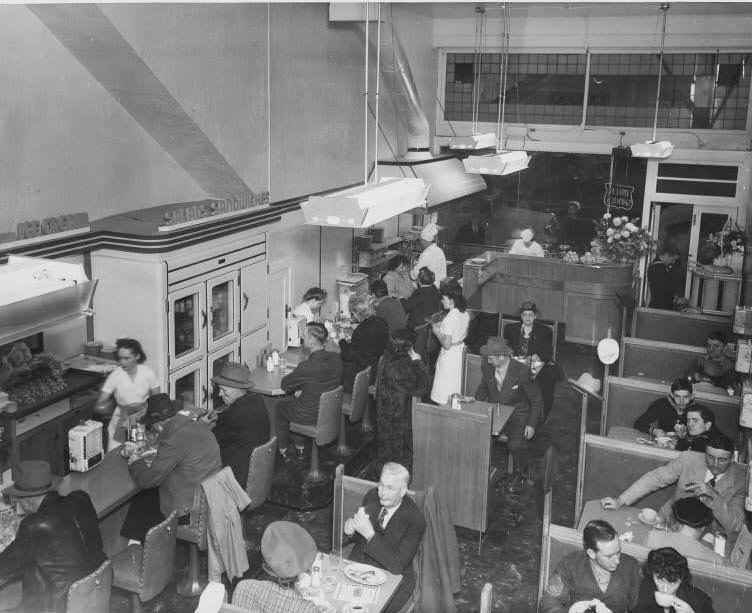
[211,362,271,487]
[231,521,318,612]
[509,228,545,257]
[410,222,447,288]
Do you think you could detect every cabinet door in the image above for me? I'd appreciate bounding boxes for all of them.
[240,327,269,370]
[208,341,240,414]
[169,360,207,417]
[168,283,207,370]
[268,261,293,350]
[18,423,59,474]
[240,261,268,335]
[207,271,239,352]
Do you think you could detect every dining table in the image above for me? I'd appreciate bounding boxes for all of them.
[607,426,680,450]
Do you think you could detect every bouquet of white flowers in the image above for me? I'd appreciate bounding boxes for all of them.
[593,213,653,263]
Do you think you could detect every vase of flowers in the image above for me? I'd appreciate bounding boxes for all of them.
[707,220,746,273]
[593,213,653,263]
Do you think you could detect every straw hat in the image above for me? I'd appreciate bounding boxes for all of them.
[211,362,255,390]
[261,521,317,579]
[3,460,61,497]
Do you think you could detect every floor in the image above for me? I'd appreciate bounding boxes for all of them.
[102,342,600,613]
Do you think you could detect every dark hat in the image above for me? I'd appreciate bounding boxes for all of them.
[3,460,61,497]
[211,362,255,390]
[139,393,179,426]
[519,301,538,313]
[672,497,714,529]
[261,521,317,579]
[479,336,513,357]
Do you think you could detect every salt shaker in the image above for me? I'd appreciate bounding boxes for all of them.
[266,356,275,373]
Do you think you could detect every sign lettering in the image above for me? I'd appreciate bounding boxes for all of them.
[603,182,634,211]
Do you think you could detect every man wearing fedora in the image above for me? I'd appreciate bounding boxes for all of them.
[231,521,318,613]
[211,362,271,487]
[476,336,544,485]
[0,460,105,612]
[121,393,221,543]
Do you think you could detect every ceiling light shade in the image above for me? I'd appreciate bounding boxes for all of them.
[629,140,675,159]
[301,177,429,228]
[449,132,498,150]
[463,150,530,176]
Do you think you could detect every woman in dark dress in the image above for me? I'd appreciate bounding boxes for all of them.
[339,293,389,392]
[375,330,430,473]
[635,547,714,613]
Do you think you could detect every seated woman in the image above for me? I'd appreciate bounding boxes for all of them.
[634,547,714,613]
[376,330,430,473]
[688,331,735,390]
[381,255,414,300]
[340,294,389,391]
[503,301,561,420]
[634,378,695,438]
[429,285,470,405]
[292,287,327,324]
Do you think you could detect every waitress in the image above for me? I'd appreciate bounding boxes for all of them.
[429,286,469,405]
[292,287,327,323]
[95,338,159,451]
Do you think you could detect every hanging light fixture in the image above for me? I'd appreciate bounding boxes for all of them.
[449,6,497,150]
[630,3,674,159]
[302,2,428,229]
[463,3,530,176]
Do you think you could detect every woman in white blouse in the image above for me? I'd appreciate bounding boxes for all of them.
[429,286,470,404]
[95,338,159,451]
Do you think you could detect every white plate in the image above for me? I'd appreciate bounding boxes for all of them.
[343,564,387,586]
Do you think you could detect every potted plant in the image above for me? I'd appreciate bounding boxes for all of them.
[593,213,653,264]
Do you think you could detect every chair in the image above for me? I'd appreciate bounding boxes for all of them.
[176,482,211,596]
[337,366,370,455]
[479,582,493,613]
[245,436,277,509]
[66,559,113,613]
[112,511,178,613]
[290,386,343,481]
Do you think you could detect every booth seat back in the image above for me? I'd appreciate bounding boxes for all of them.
[576,434,677,523]
[631,307,732,347]
[602,375,740,441]
[542,524,752,612]
[619,337,704,381]
[462,353,484,397]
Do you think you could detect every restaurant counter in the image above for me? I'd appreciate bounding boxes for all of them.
[463,251,634,345]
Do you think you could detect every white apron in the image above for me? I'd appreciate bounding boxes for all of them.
[430,308,469,404]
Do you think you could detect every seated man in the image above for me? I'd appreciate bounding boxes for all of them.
[688,331,735,389]
[645,497,723,564]
[674,406,724,453]
[0,461,105,613]
[121,393,222,543]
[231,521,318,613]
[540,519,640,613]
[634,378,695,437]
[475,336,543,484]
[344,462,425,613]
[601,433,746,545]
[277,322,343,460]
[210,362,271,487]
[371,279,407,336]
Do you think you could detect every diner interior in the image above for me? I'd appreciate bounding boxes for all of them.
[2,2,752,612]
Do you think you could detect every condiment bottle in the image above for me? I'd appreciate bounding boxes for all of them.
[271,350,280,366]
[266,356,275,372]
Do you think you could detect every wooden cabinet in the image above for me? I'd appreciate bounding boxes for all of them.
[92,229,269,415]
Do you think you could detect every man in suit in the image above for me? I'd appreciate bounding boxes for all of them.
[502,301,559,420]
[475,336,544,485]
[601,433,746,545]
[344,462,426,613]
[276,322,343,460]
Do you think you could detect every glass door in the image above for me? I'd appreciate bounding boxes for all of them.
[168,284,206,370]
[168,360,207,418]
[239,261,268,336]
[208,341,240,415]
[207,271,238,352]
[686,205,738,294]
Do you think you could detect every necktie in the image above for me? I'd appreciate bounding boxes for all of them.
[377,506,388,530]
[708,476,717,489]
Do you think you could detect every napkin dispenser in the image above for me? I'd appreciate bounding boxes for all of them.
[287,316,306,348]
[68,420,104,472]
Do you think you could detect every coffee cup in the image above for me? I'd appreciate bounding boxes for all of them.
[343,606,369,613]
[654,591,674,607]
[640,508,658,524]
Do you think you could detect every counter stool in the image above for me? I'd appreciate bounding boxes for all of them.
[112,511,178,613]
[66,559,113,613]
[290,386,343,481]
[245,436,277,508]
[337,366,370,455]
[176,486,210,597]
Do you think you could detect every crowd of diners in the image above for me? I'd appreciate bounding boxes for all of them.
[1,223,750,613]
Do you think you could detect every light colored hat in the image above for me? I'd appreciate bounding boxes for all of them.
[420,222,443,242]
[261,521,317,579]
[211,362,255,389]
[520,228,535,242]
[569,372,602,398]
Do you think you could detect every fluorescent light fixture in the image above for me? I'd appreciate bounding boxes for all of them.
[462,150,530,176]
[449,132,498,150]
[301,177,429,228]
[629,140,675,159]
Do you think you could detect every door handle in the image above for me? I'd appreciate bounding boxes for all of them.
[285,304,291,317]
[201,310,207,329]
[243,292,249,311]
[202,385,208,405]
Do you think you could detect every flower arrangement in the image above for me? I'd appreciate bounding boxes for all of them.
[708,220,746,255]
[593,213,653,262]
